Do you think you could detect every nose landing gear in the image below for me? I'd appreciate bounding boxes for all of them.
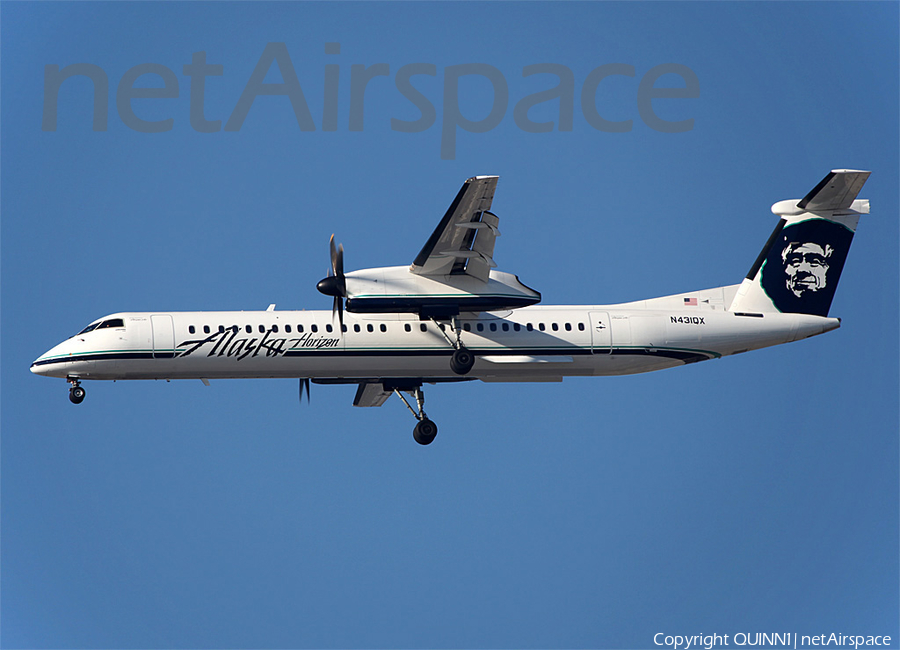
[67,377,85,404]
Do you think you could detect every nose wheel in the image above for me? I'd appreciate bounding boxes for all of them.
[67,377,85,404]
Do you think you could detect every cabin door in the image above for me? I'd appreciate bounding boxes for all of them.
[588,311,611,353]
[151,314,175,358]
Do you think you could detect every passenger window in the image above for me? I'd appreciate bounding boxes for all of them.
[477,323,484,332]
[341,325,347,333]
[526,323,533,331]
[404,324,411,332]
[539,323,546,331]
[326,324,333,333]
[380,324,387,332]
[502,323,509,331]
[463,323,471,332]
[311,324,318,333]
[565,323,572,331]
[551,323,558,331]
[354,324,361,333]
[420,324,427,332]
[204,325,210,334]
[514,323,521,332]
[258,325,265,334]
[490,323,497,331]
[218,325,225,333]
[245,325,252,334]
[285,325,292,333]
[367,324,374,333]
[189,325,196,334]
[297,324,304,333]
[272,325,279,333]
[578,323,585,331]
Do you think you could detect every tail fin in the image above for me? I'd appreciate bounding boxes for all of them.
[729,170,871,317]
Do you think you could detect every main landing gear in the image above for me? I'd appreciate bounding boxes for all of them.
[391,384,438,445]
[450,348,474,375]
[67,377,85,404]
[431,316,475,376]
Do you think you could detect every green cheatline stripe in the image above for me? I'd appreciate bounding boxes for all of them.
[38,348,155,361]
[41,344,720,359]
[336,346,579,352]
[291,344,720,358]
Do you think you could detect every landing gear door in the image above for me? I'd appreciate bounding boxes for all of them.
[589,311,611,354]
[151,314,175,358]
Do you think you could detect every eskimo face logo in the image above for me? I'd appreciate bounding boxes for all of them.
[759,218,854,317]
[781,241,833,297]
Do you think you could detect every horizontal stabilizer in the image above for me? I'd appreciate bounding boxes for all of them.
[796,169,870,212]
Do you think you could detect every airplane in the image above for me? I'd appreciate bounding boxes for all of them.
[31,170,871,445]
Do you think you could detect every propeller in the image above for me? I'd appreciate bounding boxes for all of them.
[299,378,310,403]
[316,234,346,329]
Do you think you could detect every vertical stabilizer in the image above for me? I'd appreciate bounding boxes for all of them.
[729,170,870,317]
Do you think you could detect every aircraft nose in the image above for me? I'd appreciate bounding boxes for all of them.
[31,341,68,377]
[31,357,50,375]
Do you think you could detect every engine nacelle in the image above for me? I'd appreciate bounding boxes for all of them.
[343,266,541,317]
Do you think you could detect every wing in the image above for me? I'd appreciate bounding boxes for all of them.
[410,176,500,283]
[333,377,476,406]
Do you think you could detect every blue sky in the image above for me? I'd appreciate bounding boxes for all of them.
[2,2,898,648]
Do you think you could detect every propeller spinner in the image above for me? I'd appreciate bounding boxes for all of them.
[316,234,346,328]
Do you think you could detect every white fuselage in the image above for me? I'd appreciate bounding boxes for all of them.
[30,285,840,384]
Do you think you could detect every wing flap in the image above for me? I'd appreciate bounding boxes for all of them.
[353,382,392,407]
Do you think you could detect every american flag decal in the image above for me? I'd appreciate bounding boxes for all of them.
[684,297,698,306]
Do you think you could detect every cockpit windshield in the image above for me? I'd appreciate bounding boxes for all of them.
[97,318,124,329]
[77,322,100,335]
[76,318,124,335]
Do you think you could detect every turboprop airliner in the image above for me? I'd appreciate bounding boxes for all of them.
[32,170,871,444]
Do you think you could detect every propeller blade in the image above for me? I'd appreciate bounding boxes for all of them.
[318,235,347,298]
[299,377,310,403]
[319,235,347,331]
[329,234,339,276]
[333,295,344,330]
